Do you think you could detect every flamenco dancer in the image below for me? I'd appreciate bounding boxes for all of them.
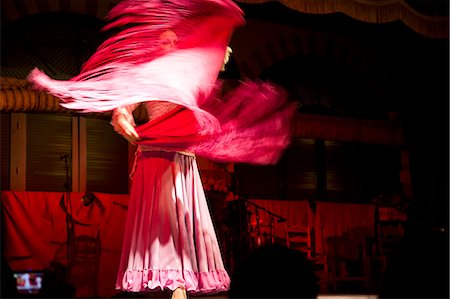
[28,1,295,298]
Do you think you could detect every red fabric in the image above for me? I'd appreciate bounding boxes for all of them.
[314,202,375,255]
[27,0,295,165]
[27,0,244,120]
[135,106,207,150]
[1,191,129,297]
[115,152,230,294]
[78,0,245,75]
[134,81,296,165]
[2,191,62,269]
[246,199,375,256]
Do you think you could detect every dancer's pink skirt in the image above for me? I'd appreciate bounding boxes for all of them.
[115,150,230,294]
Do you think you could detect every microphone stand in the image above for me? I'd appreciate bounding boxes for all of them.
[242,198,287,246]
[61,155,74,280]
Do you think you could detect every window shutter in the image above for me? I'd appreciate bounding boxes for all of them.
[284,138,317,198]
[86,118,129,194]
[26,113,72,191]
[324,140,356,193]
[1,113,11,190]
[324,141,401,201]
[355,143,401,196]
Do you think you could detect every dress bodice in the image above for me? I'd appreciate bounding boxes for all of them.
[145,101,179,120]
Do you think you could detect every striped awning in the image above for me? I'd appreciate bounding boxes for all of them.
[0,77,65,113]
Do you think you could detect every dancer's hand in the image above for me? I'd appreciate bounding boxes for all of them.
[111,108,140,144]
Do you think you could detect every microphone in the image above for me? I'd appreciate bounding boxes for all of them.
[60,154,69,160]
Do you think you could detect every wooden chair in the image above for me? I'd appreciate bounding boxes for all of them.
[326,232,371,293]
[285,225,312,259]
[375,206,406,283]
[285,224,330,293]
[377,220,405,273]
[69,234,101,297]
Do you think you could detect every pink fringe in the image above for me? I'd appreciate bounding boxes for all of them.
[78,0,244,75]
[194,80,296,164]
[118,269,230,295]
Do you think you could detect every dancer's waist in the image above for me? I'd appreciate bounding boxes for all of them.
[138,144,194,157]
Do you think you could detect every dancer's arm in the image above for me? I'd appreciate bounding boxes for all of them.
[111,104,140,144]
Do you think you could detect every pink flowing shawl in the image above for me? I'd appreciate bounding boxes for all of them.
[28,0,295,165]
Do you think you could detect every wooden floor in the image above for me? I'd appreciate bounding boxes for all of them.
[112,291,379,299]
[195,294,378,299]
[196,295,378,299]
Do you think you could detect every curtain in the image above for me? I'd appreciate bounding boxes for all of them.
[2,191,129,297]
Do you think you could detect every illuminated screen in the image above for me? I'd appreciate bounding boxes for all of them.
[14,271,44,294]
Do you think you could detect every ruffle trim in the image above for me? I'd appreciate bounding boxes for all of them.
[117,268,230,295]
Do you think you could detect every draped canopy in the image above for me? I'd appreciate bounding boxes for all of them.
[237,0,448,39]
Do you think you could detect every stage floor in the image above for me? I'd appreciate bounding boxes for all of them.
[112,291,379,299]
